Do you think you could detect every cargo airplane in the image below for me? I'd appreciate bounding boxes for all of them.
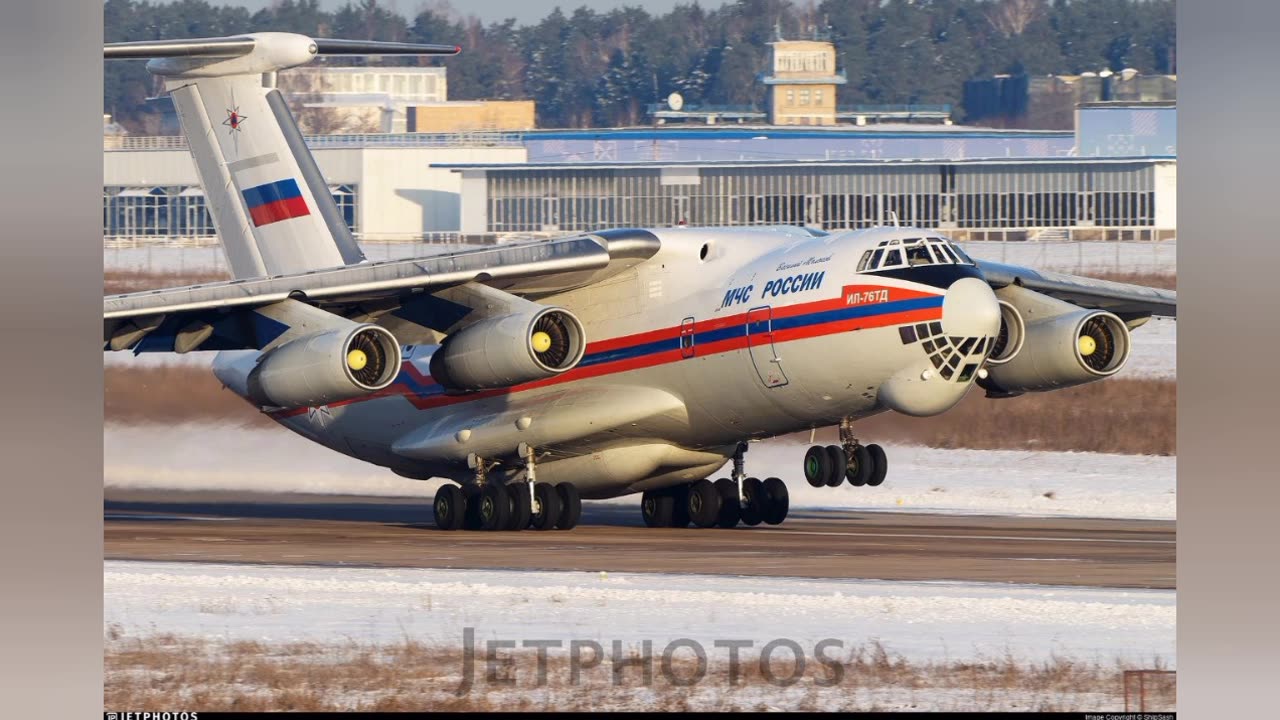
[104,34,1176,531]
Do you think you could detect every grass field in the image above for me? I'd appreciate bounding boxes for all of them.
[104,632,1174,712]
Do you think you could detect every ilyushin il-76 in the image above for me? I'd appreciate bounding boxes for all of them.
[103,34,1175,532]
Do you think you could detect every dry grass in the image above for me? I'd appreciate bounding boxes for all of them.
[103,632,1174,712]
[106,364,1174,455]
[105,269,230,295]
[104,365,271,428]
[798,377,1176,456]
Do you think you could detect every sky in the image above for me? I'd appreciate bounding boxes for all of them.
[212,0,735,26]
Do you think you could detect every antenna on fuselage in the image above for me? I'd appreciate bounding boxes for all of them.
[888,211,900,227]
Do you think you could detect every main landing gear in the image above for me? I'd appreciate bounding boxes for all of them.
[803,418,888,489]
[640,443,790,529]
[433,444,582,532]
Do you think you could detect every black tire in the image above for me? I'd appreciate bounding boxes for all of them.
[530,483,560,531]
[670,485,691,528]
[803,445,829,487]
[739,477,764,526]
[824,445,847,487]
[713,477,740,529]
[505,483,532,531]
[555,483,582,530]
[845,445,872,487]
[641,489,673,527]
[762,477,789,525]
[461,484,484,530]
[866,444,888,487]
[687,478,722,528]
[433,484,465,531]
[478,483,509,531]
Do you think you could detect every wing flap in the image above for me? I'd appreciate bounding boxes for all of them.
[978,259,1176,319]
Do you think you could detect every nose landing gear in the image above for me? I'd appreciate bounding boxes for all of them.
[803,419,889,489]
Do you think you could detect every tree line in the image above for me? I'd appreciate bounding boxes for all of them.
[105,0,1176,132]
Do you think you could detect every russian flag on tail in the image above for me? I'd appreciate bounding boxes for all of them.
[242,178,310,227]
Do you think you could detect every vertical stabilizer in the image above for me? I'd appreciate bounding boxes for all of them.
[105,33,459,279]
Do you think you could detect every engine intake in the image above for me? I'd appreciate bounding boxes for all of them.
[980,309,1130,395]
[246,324,401,409]
[985,301,1026,365]
[430,307,586,391]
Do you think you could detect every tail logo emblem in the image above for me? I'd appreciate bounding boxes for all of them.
[223,106,247,133]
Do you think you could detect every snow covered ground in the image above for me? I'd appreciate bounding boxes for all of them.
[104,240,1176,276]
[105,425,1174,520]
[103,560,1175,668]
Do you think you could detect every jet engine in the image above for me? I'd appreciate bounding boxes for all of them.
[245,324,401,409]
[985,301,1026,366]
[980,308,1130,395]
[430,307,587,391]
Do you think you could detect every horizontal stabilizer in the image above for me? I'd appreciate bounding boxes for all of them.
[104,35,459,62]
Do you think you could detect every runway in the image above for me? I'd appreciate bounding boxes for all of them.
[104,489,1175,589]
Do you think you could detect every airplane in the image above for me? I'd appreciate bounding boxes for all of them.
[104,33,1176,532]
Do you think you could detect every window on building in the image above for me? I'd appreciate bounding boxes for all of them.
[799,89,810,106]
[330,185,357,232]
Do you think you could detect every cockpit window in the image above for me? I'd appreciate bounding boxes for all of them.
[858,235,971,272]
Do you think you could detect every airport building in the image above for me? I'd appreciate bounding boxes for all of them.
[455,157,1175,241]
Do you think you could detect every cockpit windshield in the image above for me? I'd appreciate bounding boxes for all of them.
[857,237,973,272]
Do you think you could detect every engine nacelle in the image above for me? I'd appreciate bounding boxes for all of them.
[985,301,1026,365]
[430,307,586,391]
[245,324,401,409]
[980,308,1130,395]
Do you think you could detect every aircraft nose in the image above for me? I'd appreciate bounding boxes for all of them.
[941,277,1001,338]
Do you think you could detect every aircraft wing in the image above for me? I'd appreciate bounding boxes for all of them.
[104,231,659,353]
[977,259,1176,320]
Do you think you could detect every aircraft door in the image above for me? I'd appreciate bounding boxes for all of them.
[679,316,696,359]
[745,306,789,388]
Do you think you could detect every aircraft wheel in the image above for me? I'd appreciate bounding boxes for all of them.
[477,483,510,531]
[556,483,582,530]
[670,485,691,528]
[461,484,484,530]
[823,445,847,487]
[505,483,532,531]
[433,484,465,531]
[530,483,561,531]
[739,477,765,526]
[762,477,789,525]
[713,477,740,528]
[845,445,872,487]
[687,479,722,528]
[866,444,888,487]
[641,489,674,527]
[803,445,829,487]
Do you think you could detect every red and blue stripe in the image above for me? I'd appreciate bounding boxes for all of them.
[271,283,944,420]
[242,179,310,227]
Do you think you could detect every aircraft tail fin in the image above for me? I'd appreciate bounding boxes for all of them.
[106,33,459,280]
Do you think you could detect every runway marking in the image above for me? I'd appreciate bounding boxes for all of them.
[765,529,1174,545]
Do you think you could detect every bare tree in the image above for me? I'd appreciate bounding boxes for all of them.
[278,69,382,135]
[984,0,1046,38]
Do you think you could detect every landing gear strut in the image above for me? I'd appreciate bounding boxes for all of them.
[431,447,581,532]
[640,443,789,528]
